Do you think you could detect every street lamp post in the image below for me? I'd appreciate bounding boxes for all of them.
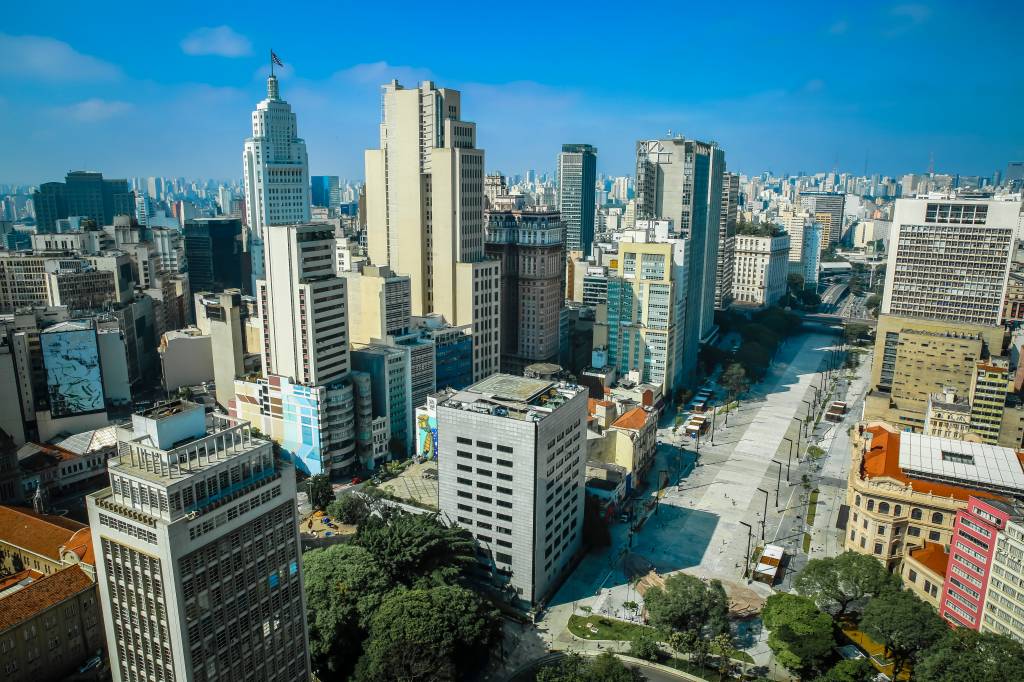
[757,487,769,541]
[801,398,812,423]
[795,416,806,454]
[771,460,782,508]
[739,521,753,578]
[781,437,793,482]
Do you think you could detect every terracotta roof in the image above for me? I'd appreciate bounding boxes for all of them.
[0,506,86,561]
[0,565,94,632]
[0,569,43,593]
[909,542,949,577]
[62,528,96,567]
[612,407,650,431]
[860,426,1006,502]
[587,398,614,415]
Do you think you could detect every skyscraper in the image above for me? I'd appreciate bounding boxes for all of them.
[364,80,500,380]
[310,175,340,209]
[32,171,134,233]
[635,137,724,382]
[716,172,738,310]
[798,191,845,249]
[242,74,311,287]
[485,208,565,373]
[87,401,310,682]
[556,144,597,256]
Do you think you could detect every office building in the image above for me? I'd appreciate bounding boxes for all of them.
[880,197,1019,326]
[183,217,245,293]
[799,191,845,249]
[412,314,473,391]
[803,223,823,287]
[159,328,214,393]
[344,264,412,344]
[364,80,501,381]
[939,497,1018,630]
[351,344,413,455]
[635,137,724,363]
[556,144,597,256]
[732,231,790,308]
[778,206,811,265]
[32,171,134,233]
[242,73,311,287]
[599,224,689,394]
[970,358,1016,445]
[87,401,310,682]
[194,290,248,410]
[865,316,1003,432]
[310,175,339,209]
[716,172,738,310]
[485,208,565,374]
[436,374,587,605]
[982,514,1024,641]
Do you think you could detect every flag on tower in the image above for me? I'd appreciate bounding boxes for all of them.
[271,51,283,67]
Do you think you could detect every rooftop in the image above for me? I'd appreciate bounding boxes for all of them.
[0,505,86,561]
[56,425,118,455]
[860,426,1017,501]
[900,432,1024,495]
[611,407,651,431]
[440,374,585,422]
[0,565,94,633]
[908,542,949,577]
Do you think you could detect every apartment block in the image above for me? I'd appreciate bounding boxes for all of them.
[437,374,587,605]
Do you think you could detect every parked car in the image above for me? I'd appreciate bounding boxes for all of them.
[351,476,363,485]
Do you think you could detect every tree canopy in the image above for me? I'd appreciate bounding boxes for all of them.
[354,511,476,586]
[913,628,1024,682]
[813,658,877,682]
[535,652,645,682]
[644,573,729,637]
[860,589,946,679]
[720,363,749,400]
[762,592,836,675]
[794,551,898,617]
[354,585,501,681]
[307,473,334,511]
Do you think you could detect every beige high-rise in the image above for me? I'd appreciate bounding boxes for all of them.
[365,81,500,380]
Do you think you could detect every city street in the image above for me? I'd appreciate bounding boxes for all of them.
[509,329,871,675]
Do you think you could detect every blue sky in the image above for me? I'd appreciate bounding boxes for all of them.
[1,1,1021,184]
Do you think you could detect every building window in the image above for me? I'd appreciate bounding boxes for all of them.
[912,508,922,520]
[908,569,918,583]
[932,512,944,524]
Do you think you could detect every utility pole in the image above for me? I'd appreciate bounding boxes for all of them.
[781,438,793,482]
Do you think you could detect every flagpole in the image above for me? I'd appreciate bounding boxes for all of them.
[270,48,274,77]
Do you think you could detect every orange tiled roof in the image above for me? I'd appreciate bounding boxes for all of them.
[0,569,43,593]
[860,427,1006,502]
[587,398,614,415]
[909,542,949,577]
[612,407,649,431]
[62,528,96,567]
[0,565,94,633]
[0,506,86,561]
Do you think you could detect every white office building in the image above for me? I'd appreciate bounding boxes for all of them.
[87,401,309,682]
[242,74,311,286]
[437,374,587,605]
[732,232,791,308]
[881,196,1021,326]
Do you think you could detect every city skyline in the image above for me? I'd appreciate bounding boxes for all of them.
[3,2,1022,184]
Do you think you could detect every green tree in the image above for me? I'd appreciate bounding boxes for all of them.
[913,628,1024,682]
[629,629,661,661]
[788,273,806,292]
[761,593,835,675]
[709,632,736,681]
[303,544,392,679]
[735,341,772,379]
[354,511,476,586]
[754,307,802,337]
[720,363,749,400]
[535,652,644,682]
[307,473,334,511]
[813,658,877,682]
[739,323,781,350]
[644,573,729,637]
[844,323,871,346]
[860,589,946,680]
[326,492,371,525]
[355,585,501,681]
[794,551,898,617]
[865,294,881,316]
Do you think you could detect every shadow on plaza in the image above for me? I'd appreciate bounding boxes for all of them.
[547,505,721,607]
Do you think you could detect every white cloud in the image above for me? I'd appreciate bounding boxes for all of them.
[180,26,252,57]
[0,33,121,81]
[52,98,133,122]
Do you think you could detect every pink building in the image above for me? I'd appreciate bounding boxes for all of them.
[939,496,1020,629]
